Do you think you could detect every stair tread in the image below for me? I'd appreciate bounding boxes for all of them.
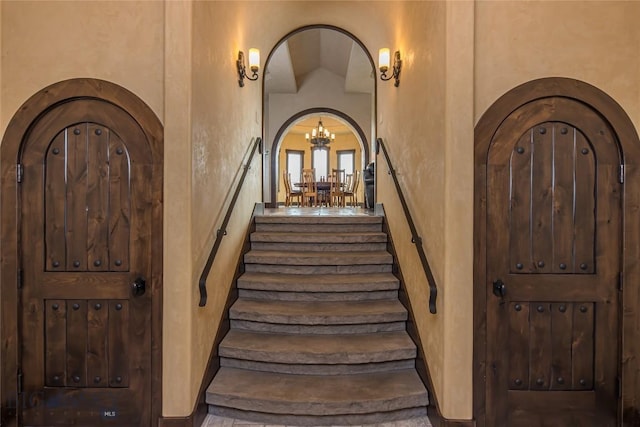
[206,367,428,413]
[238,272,399,290]
[245,250,393,265]
[251,231,387,243]
[232,298,406,317]
[230,299,407,326]
[247,250,390,256]
[220,329,416,362]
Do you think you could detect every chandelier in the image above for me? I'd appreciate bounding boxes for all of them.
[305,118,335,147]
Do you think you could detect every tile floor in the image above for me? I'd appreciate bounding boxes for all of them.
[205,205,431,427]
[201,414,433,427]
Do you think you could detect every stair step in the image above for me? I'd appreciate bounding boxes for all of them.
[206,367,429,417]
[237,272,399,292]
[209,406,428,427]
[250,231,387,252]
[230,299,407,326]
[237,272,399,301]
[251,231,387,244]
[230,319,407,334]
[238,288,398,301]
[250,241,388,252]
[255,222,382,233]
[244,263,393,274]
[220,357,415,375]
[219,330,416,366]
[244,250,393,266]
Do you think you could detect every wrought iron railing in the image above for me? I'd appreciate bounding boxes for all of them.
[376,138,437,314]
[198,137,262,307]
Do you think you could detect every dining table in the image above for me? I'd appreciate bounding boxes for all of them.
[293,181,337,191]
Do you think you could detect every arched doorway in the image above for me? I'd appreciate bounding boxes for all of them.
[474,77,640,426]
[262,25,376,206]
[0,78,163,426]
[270,108,370,206]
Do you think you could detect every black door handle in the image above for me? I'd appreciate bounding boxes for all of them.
[492,279,506,298]
[131,277,146,297]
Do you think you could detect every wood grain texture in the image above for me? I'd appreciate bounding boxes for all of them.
[87,124,110,272]
[474,78,633,427]
[87,300,109,388]
[1,78,163,426]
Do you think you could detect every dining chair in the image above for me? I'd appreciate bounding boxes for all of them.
[301,168,318,207]
[344,169,360,207]
[330,168,346,207]
[283,170,302,207]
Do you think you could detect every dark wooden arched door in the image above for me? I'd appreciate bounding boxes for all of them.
[483,97,621,425]
[18,97,157,426]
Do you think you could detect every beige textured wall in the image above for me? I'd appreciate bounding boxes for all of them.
[475,0,640,130]
[163,0,194,415]
[189,0,264,415]
[0,0,164,135]
[375,0,461,417]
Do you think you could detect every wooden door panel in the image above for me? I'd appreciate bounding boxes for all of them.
[485,97,621,425]
[506,302,594,392]
[20,98,153,426]
[87,300,109,388]
[549,302,573,391]
[509,124,596,275]
[108,133,132,272]
[507,392,600,427]
[530,126,554,274]
[43,300,129,389]
[45,125,132,273]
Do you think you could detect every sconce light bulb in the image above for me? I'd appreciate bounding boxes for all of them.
[379,48,391,74]
[249,48,260,73]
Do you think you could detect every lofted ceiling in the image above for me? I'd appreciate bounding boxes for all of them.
[265,28,374,136]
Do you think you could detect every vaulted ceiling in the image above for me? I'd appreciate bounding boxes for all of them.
[264,28,374,136]
[265,28,374,95]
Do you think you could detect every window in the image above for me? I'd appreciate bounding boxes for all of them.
[337,150,355,176]
[286,150,304,184]
[312,148,329,179]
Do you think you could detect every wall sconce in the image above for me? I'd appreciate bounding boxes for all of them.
[237,48,260,87]
[378,48,402,87]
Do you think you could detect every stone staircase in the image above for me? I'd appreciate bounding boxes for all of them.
[206,214,429,425]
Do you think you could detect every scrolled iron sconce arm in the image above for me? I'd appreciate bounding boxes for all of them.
[237,49,259,87]
[379,50,402,87]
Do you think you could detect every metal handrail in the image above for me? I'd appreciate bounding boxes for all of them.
[198,137,262,307]
[376,138,437,314]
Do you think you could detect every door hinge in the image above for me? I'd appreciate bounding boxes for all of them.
[17,269,23,290]
[619,164,625,184]
[17,163,23,183]
[619,272,624,291]
[17,369,23,394]
[617,376,622,399]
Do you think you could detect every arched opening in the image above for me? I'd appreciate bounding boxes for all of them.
[270,107,369,206]
[262,24,376,207]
